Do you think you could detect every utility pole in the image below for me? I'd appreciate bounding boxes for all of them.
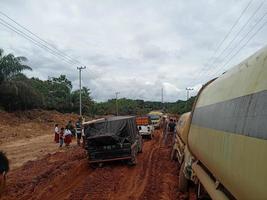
[77,66,86,116]
[115,92,120,116]
[161,87,164,111]
[186,87,194,110]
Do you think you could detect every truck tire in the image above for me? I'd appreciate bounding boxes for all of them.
[179,162,188,193]
[128,155,137,166]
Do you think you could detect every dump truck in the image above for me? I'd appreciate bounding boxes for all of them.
[84,116,142,166]
[136,116,154,139]
[173,46,267,200]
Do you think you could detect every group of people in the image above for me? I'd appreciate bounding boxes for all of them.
[54,118,84,147]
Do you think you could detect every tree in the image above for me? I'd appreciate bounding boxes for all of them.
[0,49,32,83]
[71,87,94,115]
[0,81,43,111]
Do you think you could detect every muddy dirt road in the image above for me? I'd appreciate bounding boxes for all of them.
[2,130,184,200]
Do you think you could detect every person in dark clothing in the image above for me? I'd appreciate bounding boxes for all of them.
[168,119,176,132]
[59,127,64,147]
[67,120,75,138]
[0,151,9,196]
[75,118,82,146]
[164,119,176,145]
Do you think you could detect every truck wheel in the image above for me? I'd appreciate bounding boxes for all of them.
[179,162,188,193]
[128,156,137,166]
[90,163,98,169]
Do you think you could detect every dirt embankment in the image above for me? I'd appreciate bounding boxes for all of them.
[1,130,186,200]
[0,109,80,169]
[0,109,79,144]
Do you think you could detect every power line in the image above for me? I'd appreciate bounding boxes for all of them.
[0,11,81,64]
[220,12,267,64]
[192,1,266,87]
[209,1,265,69]
[191,0,255,84]
[207,19,267,79]
[0,14,82,66]
[0,10,82,66]
[202,12,267,82]
[0,19,76,65]
[205,0,254,67]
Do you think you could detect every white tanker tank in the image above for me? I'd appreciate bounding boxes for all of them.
[174,46,267,200]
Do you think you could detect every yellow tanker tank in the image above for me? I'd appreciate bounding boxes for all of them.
[176,112,191,144]
[188,46,267,199]
[172,112,191,163]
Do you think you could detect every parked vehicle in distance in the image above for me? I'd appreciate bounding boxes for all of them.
[174,46,267,200]
[148,111,163,129]
[136,116,154,139]
[83,116,142,166]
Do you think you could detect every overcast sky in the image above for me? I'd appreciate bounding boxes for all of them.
[0,0,266,102]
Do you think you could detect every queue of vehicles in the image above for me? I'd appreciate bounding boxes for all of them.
[172,46,267,199]
[81,46,267,199]
[82,111,164,167]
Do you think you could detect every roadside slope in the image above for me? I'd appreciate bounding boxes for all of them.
[0,109,79,169]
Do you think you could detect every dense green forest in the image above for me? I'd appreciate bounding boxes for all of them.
[0,49,195,116]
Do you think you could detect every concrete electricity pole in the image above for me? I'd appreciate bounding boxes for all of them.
[115,92,120,116]
[161,87,164,111]
[77,66,86,116]
[186,87,194,100]
[186,87,194,110]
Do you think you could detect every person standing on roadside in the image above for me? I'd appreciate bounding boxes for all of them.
[66,121,75,138]
[81,126,86,148]
[54,124,59,143]
[164,119,176,146]
[59,127,64,147]
[0,151,9,196]
[64,127,72,147]
[75,118,82,146]
[162,116,167,140]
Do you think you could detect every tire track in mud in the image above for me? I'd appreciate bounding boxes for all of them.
[109,131,162,200]
[64,130,179,200]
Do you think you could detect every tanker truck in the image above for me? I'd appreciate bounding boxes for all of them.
[173,46,267,200]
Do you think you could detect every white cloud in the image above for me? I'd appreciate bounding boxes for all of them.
[0,0,266,101]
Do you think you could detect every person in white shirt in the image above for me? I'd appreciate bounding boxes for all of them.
[63,127,72,146]
[54,124,59,143]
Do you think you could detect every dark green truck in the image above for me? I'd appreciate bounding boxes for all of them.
[84,116,142,166]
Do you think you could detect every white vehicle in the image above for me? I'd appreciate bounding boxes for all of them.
[137,124,154,139]
[136,116,154,139]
